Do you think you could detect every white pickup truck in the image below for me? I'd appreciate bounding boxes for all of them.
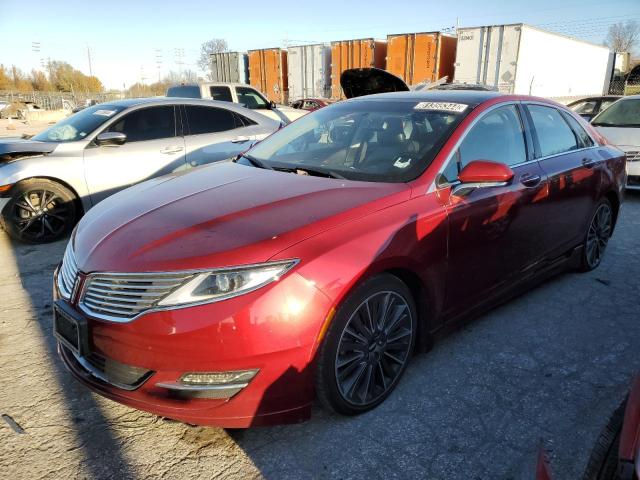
[166,82,306,123]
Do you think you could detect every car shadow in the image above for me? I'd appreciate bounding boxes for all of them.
[3,234,137,478]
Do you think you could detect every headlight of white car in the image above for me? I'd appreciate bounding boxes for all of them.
[157,260,298,307]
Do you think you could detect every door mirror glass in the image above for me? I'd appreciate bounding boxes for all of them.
[95,131,127,146]
[457,160,514,186]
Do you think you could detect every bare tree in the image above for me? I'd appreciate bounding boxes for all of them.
[198,39,229,80]
[606,21,640,52]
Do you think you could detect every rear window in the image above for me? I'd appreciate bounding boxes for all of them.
[166,85,201,98]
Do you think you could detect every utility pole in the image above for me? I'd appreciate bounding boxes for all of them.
[86,45,93,77]
[155,49,163,83]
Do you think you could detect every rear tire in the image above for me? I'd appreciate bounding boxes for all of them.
[315,274,417,415]
[1,179,77,244]
[579,198,613,272]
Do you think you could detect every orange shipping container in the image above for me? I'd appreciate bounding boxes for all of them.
[386,32,457,86]
[331,39,387,99]
[248,48,288,104]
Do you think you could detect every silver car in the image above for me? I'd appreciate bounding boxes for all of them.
[0,97,280,243]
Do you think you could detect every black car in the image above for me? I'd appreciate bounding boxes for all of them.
[567,96,621,121]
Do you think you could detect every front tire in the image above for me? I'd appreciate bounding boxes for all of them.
[580,199,613,272]
[1,179,77,244]
[315,274,417,415]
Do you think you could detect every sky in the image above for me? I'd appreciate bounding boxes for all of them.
[1,0,639,90]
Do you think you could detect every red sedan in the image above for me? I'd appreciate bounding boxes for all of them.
[53,88,626,428]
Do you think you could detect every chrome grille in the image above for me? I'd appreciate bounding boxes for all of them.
[79,272,194,321]
[625,150,640,162]
[57,243,78,300]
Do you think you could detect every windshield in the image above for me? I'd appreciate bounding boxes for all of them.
[592,98,640,127]
[32,104,127,142]
[244,100,468,182]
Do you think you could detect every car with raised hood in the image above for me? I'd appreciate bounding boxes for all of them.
[0,98,280,243]
[53,68,625,428]
[591,95,640,190]
[166,82,307,123]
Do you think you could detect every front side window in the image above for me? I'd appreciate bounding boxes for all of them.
[527,105,578,157]
[210,86,232,102]
[442,105,526,182]
[184,105,237,135]
[236,87,269,110]
[105,106,176,142]
[32,104,127,142]
[244,100,468,183]
[591,98,640,128]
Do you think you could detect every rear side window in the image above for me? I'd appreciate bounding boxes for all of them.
[443,105,526,182]
[569,100,596,115]
[166,85,201,98]
[184,105,238,135]
[561,112,594,148]
[106,106,176,142]
[210,86,232,102]
[527,105,578,158]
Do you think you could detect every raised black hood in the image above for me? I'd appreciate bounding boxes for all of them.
[340,68,409,99]
[0,138,57,162]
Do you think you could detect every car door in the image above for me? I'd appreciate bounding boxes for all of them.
[182,104,261,168]
[235,86,285,122]
[83,104,186,205]
[209,85,233,102]
[523,103,600,258]
[442,103,549,315]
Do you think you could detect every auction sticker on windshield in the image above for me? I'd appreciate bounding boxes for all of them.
[414,102,468,113]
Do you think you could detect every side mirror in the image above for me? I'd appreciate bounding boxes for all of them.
[269,101,277,109]
[453,160,514,195]
[95,131,127,147]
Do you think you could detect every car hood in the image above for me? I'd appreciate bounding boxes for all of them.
[73,162,409,273]
[595,126,640,149]
[0,138,58,161]
[340,68,409,99]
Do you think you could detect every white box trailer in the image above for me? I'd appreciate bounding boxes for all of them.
[209,52,249,84]
[454,24,614,99]
[287,44,331,101]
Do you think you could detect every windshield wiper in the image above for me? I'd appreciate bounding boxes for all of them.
[275,166,345,179]
[236,153,273,170]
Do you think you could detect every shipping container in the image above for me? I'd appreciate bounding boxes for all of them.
[248,48,288,104]
[454,24,613,98]
[330,39,387,99]
[209,52,249,84]
[287,44,331,101]
[386,32,457,86]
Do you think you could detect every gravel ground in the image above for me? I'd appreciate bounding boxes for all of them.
[0,118,55,138]
[0,192,638,480]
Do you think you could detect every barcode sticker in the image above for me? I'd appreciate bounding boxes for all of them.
[414,102,468,113]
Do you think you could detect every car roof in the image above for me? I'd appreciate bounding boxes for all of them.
[567,95,622,104]
[347,90,503,107]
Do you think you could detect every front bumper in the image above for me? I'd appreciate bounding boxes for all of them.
[626,153,640,190]
[54,266,333,428]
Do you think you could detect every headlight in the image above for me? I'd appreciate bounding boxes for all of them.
[156,260,298,308]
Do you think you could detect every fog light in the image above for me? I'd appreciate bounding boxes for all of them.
[180,369,258,386]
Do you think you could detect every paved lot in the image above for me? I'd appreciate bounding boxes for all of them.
[0,192,638,480]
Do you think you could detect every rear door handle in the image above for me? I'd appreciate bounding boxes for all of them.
[582,157,597,169]
[160,146,184,154]
[520,173,542,187]
[231,136,251,143]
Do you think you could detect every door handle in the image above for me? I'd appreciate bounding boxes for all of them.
[520,173,542,187]
[582,157,597,169]
[160,146,184,154]
[231,136,250,143]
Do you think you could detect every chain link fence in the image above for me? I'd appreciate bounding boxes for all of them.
[0,90,130,111]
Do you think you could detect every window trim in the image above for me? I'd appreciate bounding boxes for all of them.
[522,101,599,161]
[433,101,532,190]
